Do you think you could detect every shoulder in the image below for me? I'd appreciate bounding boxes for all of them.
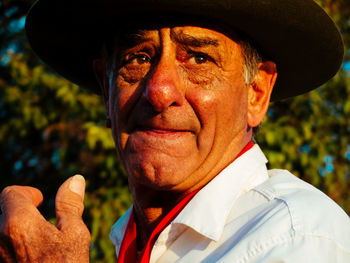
[253,169,350,250]
[221,169,350,262]
[202,169,350,262]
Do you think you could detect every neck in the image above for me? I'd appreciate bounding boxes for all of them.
[132,188,185,250]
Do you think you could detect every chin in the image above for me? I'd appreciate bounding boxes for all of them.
[127,162,190,191]
[123,147,201,190]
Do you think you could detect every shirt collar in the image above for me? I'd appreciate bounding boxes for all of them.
[109,206,133,255]
[172,144,268,241]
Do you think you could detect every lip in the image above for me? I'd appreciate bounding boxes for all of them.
[134,127,194,138]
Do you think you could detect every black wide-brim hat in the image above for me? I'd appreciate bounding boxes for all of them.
[25,0,343,101]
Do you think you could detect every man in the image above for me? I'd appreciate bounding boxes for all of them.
[1,0,349,262]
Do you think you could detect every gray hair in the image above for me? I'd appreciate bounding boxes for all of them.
[238,37,266,138]
[239,37,264,85]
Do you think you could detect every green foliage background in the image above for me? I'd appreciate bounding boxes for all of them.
[0,0,349,262]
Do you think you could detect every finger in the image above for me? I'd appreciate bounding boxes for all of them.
[0,186,43,215]
[55,175,86,231]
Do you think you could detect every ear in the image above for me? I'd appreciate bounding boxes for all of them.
[93,59,111,128]
[247,61,277,128]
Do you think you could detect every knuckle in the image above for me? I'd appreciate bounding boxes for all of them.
[74,222,90,238]
[79,226,91,246]
[0,186,15,201]
[1,208,36,236]
[1,186,12,196]
[3,213,25,233]
[0,187,24,209]
[56,199,84,216]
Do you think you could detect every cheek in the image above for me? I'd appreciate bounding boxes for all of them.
[185,71,242,125]
[112,71,147,121]
[185,76,248,148]
[185,88,219,153]
[179,64,217,88]
[118,65,150,85]
[109,78,142,150]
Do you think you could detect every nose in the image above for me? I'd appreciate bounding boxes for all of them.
[143,56,184,112]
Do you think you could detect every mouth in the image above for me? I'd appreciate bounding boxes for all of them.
[134,126,194,138]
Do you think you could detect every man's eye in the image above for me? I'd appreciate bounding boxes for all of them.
[125,54,151,65]
[189,52,214,65]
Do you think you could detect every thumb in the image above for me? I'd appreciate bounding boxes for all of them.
[55,174,86,231]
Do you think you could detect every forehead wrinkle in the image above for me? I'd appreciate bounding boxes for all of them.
[116,29,156,51]
[124,29,154,45]
[130,29,153,41]
[170,29,219,47]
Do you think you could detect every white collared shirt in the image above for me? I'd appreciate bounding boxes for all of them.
[110,145,350,262]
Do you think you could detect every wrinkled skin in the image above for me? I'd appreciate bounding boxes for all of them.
[0,176,90,262]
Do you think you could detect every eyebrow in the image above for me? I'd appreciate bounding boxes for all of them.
[170,30,219,47]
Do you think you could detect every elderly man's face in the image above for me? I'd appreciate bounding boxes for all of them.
[97,25,275,193]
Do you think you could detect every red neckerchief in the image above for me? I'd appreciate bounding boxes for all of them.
[117,142,254,263]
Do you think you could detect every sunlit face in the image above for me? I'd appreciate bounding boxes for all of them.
[102,25,257,193]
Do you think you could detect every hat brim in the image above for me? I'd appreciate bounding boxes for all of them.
[25,0,344,101]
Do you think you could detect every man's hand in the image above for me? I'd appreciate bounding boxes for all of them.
[0,175,91,263]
